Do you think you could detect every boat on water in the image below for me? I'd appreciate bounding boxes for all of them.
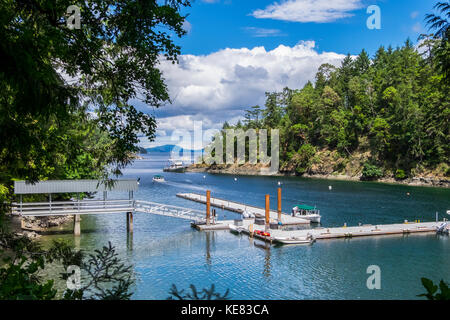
[229,224,246,234]
[437,222,449,235]
[292,205,321,223]
[152,175,165,182]
[274,234,315,245]
[163,159,187,173]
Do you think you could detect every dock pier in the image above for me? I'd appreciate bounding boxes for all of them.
[176,192,310,227]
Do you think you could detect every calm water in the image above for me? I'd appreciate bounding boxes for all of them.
[38,154,450,300]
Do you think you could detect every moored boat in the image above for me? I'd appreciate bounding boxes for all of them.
[273,234,315,245]
[292,205,321,223]
[229,224,246,234]
[163,159,187,173]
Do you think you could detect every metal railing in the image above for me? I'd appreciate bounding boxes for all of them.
[11,199,135,217]
[135,200,206,222]
[10,199,206,222]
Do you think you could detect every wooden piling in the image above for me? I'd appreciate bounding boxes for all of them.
[127,212,133,233]
[265,194,270,230]
[206,190,211,225]
[277,188,282,222]
[74,214,81,236]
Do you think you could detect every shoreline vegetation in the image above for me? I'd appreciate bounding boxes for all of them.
[187,163,450,188]
[194,36,449,189]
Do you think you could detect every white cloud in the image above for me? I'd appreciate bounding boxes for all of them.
[243,27,286,37]
[159,41,345,116]
[250,0,363,23]
[140,41,346,148]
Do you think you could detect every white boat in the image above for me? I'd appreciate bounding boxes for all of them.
[152,175,165,182]
[229,224,246,234]
[274,234,315,245]
[163,159,187,173]
[292,205,321,223]
[437,222,449,235]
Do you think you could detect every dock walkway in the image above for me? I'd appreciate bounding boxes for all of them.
[176,192,310,226]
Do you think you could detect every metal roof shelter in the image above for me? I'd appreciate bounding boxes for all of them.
[14,179,138,195]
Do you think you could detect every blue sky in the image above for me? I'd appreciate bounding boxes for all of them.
[178,0,431,56]
[140,0,438,149]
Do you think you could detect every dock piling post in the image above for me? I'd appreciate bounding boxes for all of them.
[277,187,282,222]
[74,214,81,236]
[265,194,270,231]
[206,190,211,225]
[127,212,133,233]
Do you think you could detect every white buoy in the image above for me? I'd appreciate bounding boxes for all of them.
[329,185,332,190]
[203,175,206,179]
[278,181,281,186]
[234,177,237,181]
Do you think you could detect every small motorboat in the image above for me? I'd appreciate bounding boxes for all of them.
[163,159,187,173]
[292,205,321,223]
[152,175,165,182]
[274,233,315,245]
[229,224,246,234]
[436,222,449,235]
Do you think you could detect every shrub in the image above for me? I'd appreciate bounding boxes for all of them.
[395,169,407,180]
[361,162,383,180]
[295,144,316,175]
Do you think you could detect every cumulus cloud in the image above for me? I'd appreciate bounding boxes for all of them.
[250,0,364,23]
[158,41,345,116]
[138,41,346,147]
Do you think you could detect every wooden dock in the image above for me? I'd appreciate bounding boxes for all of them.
[177,192,310,226]
[190,215,444,242]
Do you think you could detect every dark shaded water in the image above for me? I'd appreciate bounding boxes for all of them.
[38,154,450,299]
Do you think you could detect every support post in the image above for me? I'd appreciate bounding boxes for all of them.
[206,190,211,225]
[74,214,81,236]
[127,212,133,233]
[265,194,270,231]
[277,187,282,222]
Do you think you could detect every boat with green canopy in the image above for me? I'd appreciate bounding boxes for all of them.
[292,204,321,223]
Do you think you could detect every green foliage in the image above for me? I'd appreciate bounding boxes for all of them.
[361,162,383,181]
[0,0,190,186]
[167,284,230,300]
[295,144,316,175]
[0,233,56,300]
[395,169,407,180]
[215,3,449,179]
[418,278,450,300]
[0,232,134,300]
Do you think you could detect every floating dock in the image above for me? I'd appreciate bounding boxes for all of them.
[177,192,310,226]
[195,219,443,241]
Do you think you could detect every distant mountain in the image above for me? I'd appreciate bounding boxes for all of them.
[146,144,203,153]
[138,146,147,154]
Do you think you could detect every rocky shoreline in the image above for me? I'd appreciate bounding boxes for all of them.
[187,164,450,188]
[9,215,74,239]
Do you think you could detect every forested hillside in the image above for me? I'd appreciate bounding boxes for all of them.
[219,37,449,182]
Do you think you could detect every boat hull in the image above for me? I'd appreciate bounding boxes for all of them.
[295,214,321,223]
[274,237,314,245]
[163,167,186,173]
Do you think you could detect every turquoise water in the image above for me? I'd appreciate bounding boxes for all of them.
[39,154,450,299]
